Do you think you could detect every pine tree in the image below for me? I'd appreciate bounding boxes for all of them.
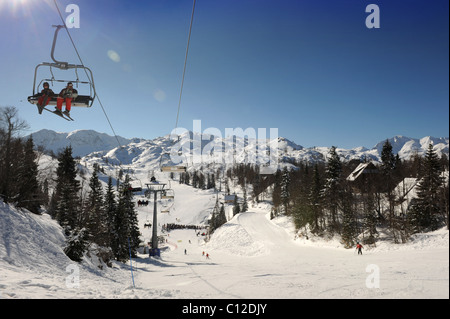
[104,176,116,248]
[271,170,282,215]
[363,192,378,245]
[408,144,444,232]
[64,227,89,262]
[310,164,324,234]
[233,194,240,216]
[242,188,248,213]
[380,139,403,241]
[17,137,42,214]
[216,203,227,227]
[280,167,291,215]
[84,169,108,246]
[50,146,81,232]
[323,146,342,234]
[112,175,140,261]
[340,184,356,248]
[381,139,396,174]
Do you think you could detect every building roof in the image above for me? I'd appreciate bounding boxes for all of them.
[346,162,378,181]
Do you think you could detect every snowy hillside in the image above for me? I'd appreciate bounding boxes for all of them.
[1,192,448,299]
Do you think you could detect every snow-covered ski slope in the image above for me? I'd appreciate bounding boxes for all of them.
[1,171,448,299]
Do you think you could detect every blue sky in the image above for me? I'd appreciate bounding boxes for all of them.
[0,0,448,149]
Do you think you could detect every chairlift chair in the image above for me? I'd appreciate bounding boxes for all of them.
[28,25,96,110]
[161,189,175,200]
[159,152,187,173]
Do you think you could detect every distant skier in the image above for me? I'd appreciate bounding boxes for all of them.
[356,242,363,255]
[184,249,187,255]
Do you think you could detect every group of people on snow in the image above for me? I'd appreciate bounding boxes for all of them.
[137,200,150,207]
[37,82,78,116]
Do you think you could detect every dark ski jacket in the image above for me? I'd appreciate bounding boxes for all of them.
[39,88,55,97]
[59,88,78,98]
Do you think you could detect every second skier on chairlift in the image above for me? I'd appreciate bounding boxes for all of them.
[56,82,78,117]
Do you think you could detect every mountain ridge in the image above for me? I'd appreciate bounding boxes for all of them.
[28,129,449,165]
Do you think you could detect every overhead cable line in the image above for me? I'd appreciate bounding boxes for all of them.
[174,0,196,133]
[53,0,123,149]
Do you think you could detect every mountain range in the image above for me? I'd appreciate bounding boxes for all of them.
[28,129,449,169]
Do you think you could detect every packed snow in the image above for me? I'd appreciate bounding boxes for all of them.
[1,174,448,299]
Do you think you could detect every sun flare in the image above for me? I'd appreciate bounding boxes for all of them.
[0,0,29,14]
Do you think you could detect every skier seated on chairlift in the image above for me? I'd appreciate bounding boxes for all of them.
[37,82,55,111]
[56,82,78,117]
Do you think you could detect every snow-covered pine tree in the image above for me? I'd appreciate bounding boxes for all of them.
[380,139,403,242]
[242,187,248,213]
[17,136,42,214]
[84,169,108,246]
[64,227,89,262]
[340,183,356,248]
[381,139,396,173]
[104,176,116,248]
[47,146,86,260]
[280,167,290,215]
[233,194,240,216]
[322,146,342,234]
[217,203,227,227]
[112,175,140,261]
[363,192,378,245]
[49,146,81,233]
[310,164,324,234]
[408,143,445,233]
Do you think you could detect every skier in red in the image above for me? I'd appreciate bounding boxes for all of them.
[56,82,78,116]
[356,242,363,255]
[37,82,54,113]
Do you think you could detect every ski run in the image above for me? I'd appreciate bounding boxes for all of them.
[1,170,448,299]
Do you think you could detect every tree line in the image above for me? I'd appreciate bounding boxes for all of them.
[267,142,448,246]
[203,138,449,246]
[48,146,140,263]
[0,107,43,214]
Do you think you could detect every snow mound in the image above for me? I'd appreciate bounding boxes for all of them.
[207,217,268,257]
[0,201,67,274]
[0,200,180,299]
[369,227,449,253]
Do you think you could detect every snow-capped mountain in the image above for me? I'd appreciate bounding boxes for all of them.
[29,129,143,158]
[28,129,449,169]
[374,136,449,160]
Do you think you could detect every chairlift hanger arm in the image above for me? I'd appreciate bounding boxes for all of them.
[50,25,70,69]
